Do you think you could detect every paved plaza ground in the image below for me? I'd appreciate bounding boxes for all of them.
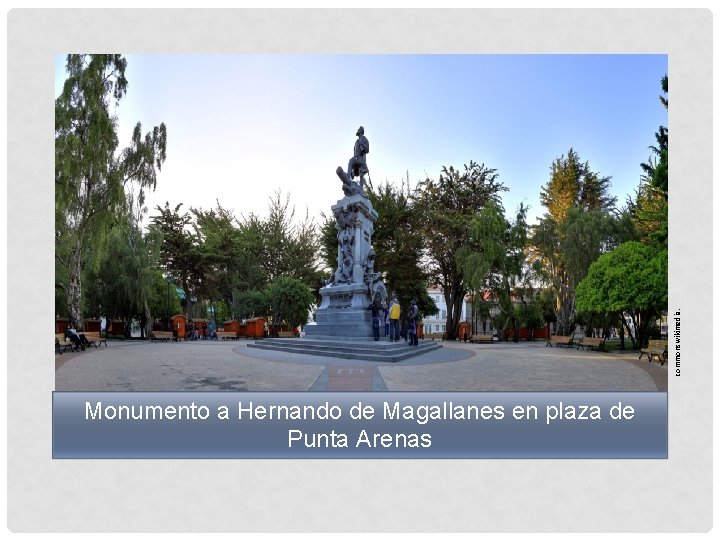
[55,338,667,392]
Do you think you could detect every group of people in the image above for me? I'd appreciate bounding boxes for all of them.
[183,319,216,341]
[366,293,420,346]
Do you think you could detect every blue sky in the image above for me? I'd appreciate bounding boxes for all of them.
[55,54,668,226]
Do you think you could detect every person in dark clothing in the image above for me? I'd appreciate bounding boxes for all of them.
[366,298,382,341]
[407,299,419,347]
[65,327,89,351]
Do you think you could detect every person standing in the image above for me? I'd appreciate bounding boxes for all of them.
[388,293,401,342]
[407,299,419,347]
[366,297,382,341]
[383,304,390,338]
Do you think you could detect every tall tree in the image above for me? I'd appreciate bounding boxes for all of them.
[539,148,616,224]
[192,203,244,308]
[630,75,668,247]
[457,200,528,340]
[55,54,167,329]
[415,161,507,339]
[367,182,436,318]
[150,202,203,316]
[259,191,322,287]
[528,149,617,335]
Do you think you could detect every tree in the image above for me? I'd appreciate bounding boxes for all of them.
[457,199,528,339]
[575,241,667,348]
[192,203,245,308]
[517,300,545,341]
[259,191,323,287]
[150,202,203,316]
[528,149,617,335]
[84,216,165,337]
[55,54,167,329]
[539,148,616,224]
[415,161,507,339]
[265,276,316,331]
[367,181,436,319]
[232,289,269,320]
[630,75,668,248]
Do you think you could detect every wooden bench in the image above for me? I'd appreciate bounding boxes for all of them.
[55,334,73,354]
[577,336,605,352]
[546,335,574,348]
[639,339,668,365]
[82,331,108,348]
[469,334,493,343]
[276,331,296,338]
[216,330,239,341]
[56,333,88,350]
[426,332,445,341]
[151,331,174,342]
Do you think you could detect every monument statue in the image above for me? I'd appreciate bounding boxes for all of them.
[364,248,387,305]
[336,126,370,196]
[335,232,354,284]
[305,124,385,337]
[347,126,369,181]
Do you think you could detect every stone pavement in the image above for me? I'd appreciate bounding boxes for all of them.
[55,338,667,392]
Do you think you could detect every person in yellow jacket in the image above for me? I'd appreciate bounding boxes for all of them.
[388,293,401,342]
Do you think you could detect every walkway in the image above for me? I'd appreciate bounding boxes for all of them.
[55,338,667,392]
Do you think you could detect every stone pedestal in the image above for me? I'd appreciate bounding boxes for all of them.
[304,193,378,340]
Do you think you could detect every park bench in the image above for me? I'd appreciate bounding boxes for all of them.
[82,331,108,348]
[276,331,296,338]
[546,335,574,348]
[576,336,605,352]
[150,331,174,342]
[426,332,445,341]
[216,330,238,341]
[56,332,89,352]
[639,339,668,365]
[469,334,493,343]
[55,334,73,354]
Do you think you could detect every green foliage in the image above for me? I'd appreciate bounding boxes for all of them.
[631,75,668,248]
[516,301,545,340]
[319,212,340,274]
[539,148,616,224]
[233,289,269,320]
[150,202,203,313]
[575,241,667,347]
[261,192,322,286]
[458,199,527,294]
[367,181,436,318]
[528,149,618,335]
[55,54,167,329]
[82,217,165,335]
[415,161,508,338]
[266,276,316,329]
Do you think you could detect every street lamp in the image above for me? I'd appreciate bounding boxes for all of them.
[162,273,170,331]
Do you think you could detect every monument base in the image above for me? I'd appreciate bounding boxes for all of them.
[305,281,378,339]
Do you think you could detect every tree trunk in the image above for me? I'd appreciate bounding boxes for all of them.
[67,237,85,330]
[440,263,467,340]
[620,312,636,349]
[143,298,153,339]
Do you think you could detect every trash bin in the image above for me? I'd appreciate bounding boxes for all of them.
[458,321,471,342]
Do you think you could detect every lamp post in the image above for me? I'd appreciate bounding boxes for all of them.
[162,273,170,331]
